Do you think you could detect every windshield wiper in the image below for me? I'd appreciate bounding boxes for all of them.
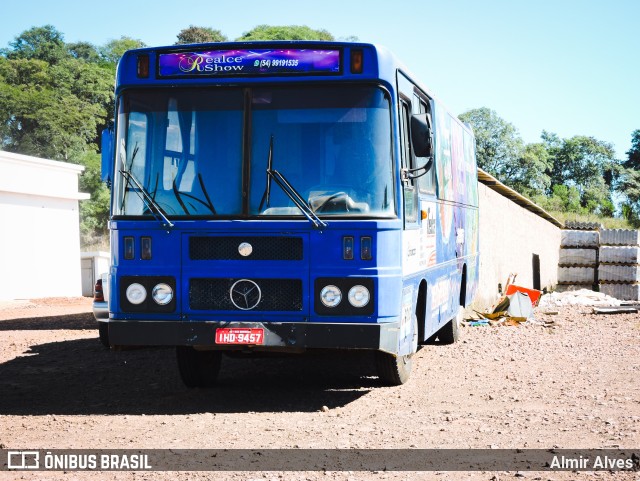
[260,136,327,229]
[120,150,174,229]
[172,173,217,215]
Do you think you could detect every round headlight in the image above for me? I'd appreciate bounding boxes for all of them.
[348,285,370,307]
[152,283,173,305]
[126,283,147,305]
[320,285,342,307]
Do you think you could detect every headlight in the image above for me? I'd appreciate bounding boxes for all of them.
[126,283,147,305]
[348,285,370,307]
[152,283,173,305]
[320,285,342,307]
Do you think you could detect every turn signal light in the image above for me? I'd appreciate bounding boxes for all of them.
[141,236,152,260]
[124,236,135,260]
[137,54,149,78]
[361,236,372,260]
[343,236,354,260]
[350,49,363,74]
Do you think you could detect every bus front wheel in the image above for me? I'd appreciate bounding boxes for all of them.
[176,347,222,388]
[375,351,413,386]
[98,322,110,349]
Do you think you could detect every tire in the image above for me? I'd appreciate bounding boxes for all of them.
[376,313,418,386]
[176,347,222,388]
[98,322,110,349]
[435,306,463,345]
[375,351,413,386]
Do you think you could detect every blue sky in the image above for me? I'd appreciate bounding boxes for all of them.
[1,0,638,159]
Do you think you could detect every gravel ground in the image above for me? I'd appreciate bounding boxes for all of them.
[0,296,638,480]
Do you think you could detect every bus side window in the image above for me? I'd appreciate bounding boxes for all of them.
[413,94,436,195]
[122,111,148,214]
[401,101,418,223]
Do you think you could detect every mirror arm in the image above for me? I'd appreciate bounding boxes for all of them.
[402,158,433,180]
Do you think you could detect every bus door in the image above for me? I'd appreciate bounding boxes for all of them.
[397,73,421,353]
[397,72,438,341]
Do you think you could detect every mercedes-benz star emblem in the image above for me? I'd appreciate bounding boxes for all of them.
[238,242,253,257]
[230,279,261,310]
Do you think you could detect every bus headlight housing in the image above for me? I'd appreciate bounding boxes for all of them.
[315,278,374,316]
[125,283,147,305]
[120,276,176,313]
[348,285,370,307]
[152,283,173,305]
[320,285,342,307]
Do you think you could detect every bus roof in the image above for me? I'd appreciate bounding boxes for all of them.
[117,41,396,90]
[116,40,469,135]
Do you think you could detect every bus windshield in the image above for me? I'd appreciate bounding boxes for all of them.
[114,85,395,219]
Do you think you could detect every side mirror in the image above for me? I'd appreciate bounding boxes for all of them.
[410,113,433,158]
[101,127,114,185]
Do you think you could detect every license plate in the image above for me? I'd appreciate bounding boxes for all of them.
[215,328,264,345]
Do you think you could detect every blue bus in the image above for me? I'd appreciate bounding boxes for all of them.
[101,41,479,387]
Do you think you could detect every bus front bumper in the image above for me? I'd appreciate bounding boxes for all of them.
[108,320,400,353]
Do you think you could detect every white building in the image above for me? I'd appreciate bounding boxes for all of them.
[0,151,89,300]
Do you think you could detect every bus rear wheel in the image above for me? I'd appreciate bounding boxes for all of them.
[375,351,413,386]
[176,347,222,388]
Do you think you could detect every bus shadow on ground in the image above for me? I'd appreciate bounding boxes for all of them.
[0,313,96,331]
[0,337,377,416]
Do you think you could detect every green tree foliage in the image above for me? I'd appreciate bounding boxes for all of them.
[617,130,640,225]
[458,108,524,179]
[624,130,640,170]
[67,41,101,63]
[510,142,552,198]
[176,26,227,44]
[533,184,582,213]
[3,25,69,65]
[236,25,334,41]
[458,107,551,197]
[0,25,116,245]
[77,151,110,243]
[99,36,146,65]
[460,107,623,218]
[0,57,112,159]
[542,131,617,215]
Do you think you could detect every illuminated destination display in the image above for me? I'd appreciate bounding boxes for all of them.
[158,49,341,76]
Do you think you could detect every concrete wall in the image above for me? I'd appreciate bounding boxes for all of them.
[474,182,562,309]
[0,151,89,300]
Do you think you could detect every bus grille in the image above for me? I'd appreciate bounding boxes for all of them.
[190,278,303,311]
[189,236,303,261]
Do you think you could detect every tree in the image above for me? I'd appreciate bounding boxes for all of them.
[0,56,112,159]
[176,26,227,44]
[510,142,552,198]
[0,26,116,245]
[236,25,334,41]
[623,129,640,170]
[534,184,582,213]
[542,132,618,215]
[617,130,640,225]
[99,36,146,65]
[3,25,69,65]
[68,41,101,63]
[458,107,525,183]
[77,151,111,244]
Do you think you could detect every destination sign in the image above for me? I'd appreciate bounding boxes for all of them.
[158,49,341,77]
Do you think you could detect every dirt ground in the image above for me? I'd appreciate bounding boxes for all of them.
[0,296,638,480]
